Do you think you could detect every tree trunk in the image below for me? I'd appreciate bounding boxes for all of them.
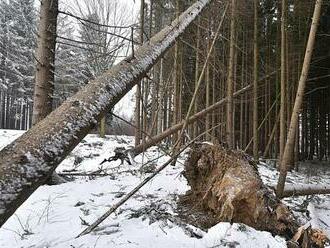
[173,0,183,142]
[279,0,287,161]
[277,0,323,197]
[226,0,236,149]
[0,0,212,227]
[32,0,58,125]
[253,0,259,160]
[99,115,106,138]
[281,184,330,198]
[205,11,211,141]
[263,114,280,158]
[193,17,201,139]
[134,0,145,147]
[31,0,60,184]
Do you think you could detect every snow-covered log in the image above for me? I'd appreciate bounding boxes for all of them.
[131,85,251,156]
[0,0,212,227]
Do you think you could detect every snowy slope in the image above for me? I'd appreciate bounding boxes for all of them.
[0,129,328,247]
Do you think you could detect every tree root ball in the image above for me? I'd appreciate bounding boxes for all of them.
[182,143,298,239]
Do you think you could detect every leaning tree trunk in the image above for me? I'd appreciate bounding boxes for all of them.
[0,0,212,227]
[277,0,323,197]
[32,0,58,125]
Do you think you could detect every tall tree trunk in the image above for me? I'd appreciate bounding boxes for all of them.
[193,17,201,139]
[0,0,212,227]
[32,0,58,125]
[157,59,164,134]
[135,0,145,147]
[277,0,323,197]
[205,12,211,141]
[279,0,287,161]
[173,0,182,141]
[31,0,59,183]
[253,0,259,160]
[226,0,236,149]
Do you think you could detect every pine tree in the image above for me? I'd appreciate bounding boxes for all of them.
[0,0,36,129]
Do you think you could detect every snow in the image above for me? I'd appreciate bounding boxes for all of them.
[0,129,294,247]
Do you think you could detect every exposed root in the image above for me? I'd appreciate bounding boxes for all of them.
[181,144,298,238]
[180,143,330,247]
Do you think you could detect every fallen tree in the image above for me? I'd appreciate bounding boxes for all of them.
[0,0,212,227]
[280,184,330,198]
[181,143,328,247]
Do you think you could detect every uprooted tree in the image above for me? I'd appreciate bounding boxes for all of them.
[181,143,328,247]
[0,0,213,227]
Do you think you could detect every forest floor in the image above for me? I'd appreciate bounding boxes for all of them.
[0,129,329,248]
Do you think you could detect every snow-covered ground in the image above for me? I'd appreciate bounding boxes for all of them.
[0,129,329,247]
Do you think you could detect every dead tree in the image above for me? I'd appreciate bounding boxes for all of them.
[0,0,212,227]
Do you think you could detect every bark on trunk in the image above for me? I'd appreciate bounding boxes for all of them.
[0,0,212,227]
[280,0,287,161]
[253,0,259,160]
[32,0,58,125]
[32,0,63,185]
[193,17,201,139]
[226,0,236,149]
[134,0,145,147]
